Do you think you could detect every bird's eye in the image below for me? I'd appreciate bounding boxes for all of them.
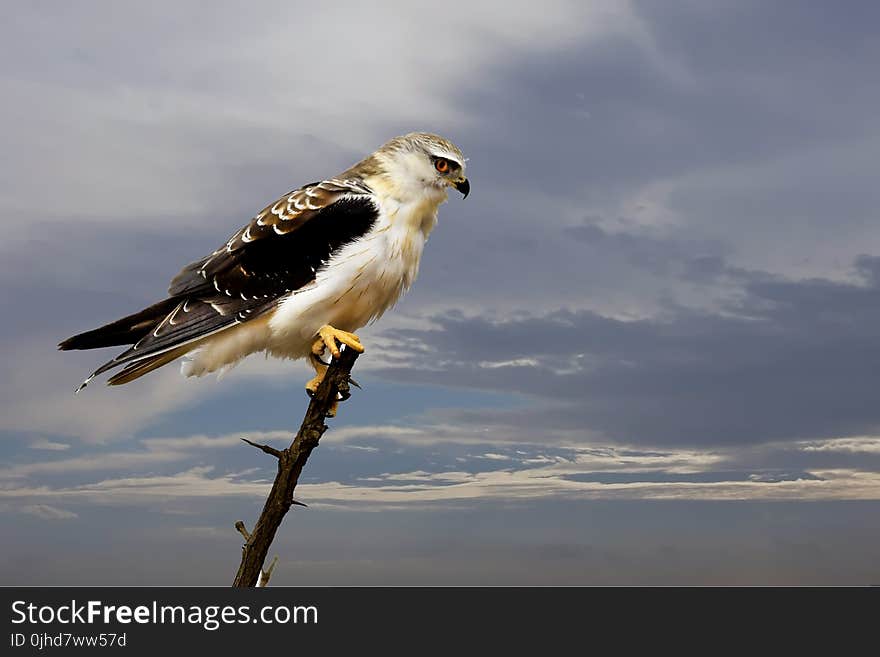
[434,158,450,173]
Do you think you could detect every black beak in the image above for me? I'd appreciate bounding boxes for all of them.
[453,178,470,199]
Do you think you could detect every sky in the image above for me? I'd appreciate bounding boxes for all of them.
[2,0,880,585]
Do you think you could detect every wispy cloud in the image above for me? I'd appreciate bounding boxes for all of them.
[20,504,78,520]
[3,435,880,510]
[801,437,880,454]
[0,449,188,479]
[28,439,70,451]
[4,463,880,510]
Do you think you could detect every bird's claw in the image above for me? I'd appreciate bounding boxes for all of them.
[316,325,364,360]
[306,327,364,416]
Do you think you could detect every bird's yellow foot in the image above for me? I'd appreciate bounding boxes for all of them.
[304,328,362,417]
[315,324,364,360]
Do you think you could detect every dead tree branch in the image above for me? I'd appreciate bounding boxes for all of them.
[232,346,360,587]
[240,437,283,459]
[234,520,251,542]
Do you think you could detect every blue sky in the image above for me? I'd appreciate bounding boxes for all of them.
[2,0,880,584]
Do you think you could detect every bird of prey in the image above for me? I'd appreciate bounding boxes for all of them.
[60,132,469,415]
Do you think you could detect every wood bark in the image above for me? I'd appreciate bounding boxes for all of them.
[232,347,360,587]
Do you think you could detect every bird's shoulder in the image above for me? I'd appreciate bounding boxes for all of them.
[168,178,378,297]
[229,177,376,249]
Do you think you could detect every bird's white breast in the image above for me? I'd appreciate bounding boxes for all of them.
[265,186,445,359]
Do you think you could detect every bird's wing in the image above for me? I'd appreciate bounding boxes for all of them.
[83,178,379,385]
[169,178,375,296]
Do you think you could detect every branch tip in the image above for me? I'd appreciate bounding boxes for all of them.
[240,436,283,458]
[234,520,251,541]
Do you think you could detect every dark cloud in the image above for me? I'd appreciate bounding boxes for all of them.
[563,221,729,278]
[377,256,880,446]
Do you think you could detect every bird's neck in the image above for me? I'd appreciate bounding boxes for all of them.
[363,172,447,239]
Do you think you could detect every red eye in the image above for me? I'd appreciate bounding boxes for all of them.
[434,158,449,173]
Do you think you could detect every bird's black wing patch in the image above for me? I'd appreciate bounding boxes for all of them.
[169,178,376,296]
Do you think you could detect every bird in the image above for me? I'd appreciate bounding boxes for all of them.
[59,132,469,415]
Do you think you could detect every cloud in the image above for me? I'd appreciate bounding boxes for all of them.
[3,431,880,510]
[302,466,880,505]
[801,437,880,455]
[0,330,315,444]
[176,526,231,539]
[139,430,291,452]
[373,256,880,446]
[4,459,879,509]
[28,439,70,451]
[20,504,78,520]
[0,449,188,479]
[0,337,208,443]
[0,429,299,479]
[0,0,643,237]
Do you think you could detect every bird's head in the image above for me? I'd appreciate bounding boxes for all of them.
[367,132,469,201]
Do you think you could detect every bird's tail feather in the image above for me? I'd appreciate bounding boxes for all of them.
[105,344,195,386]
[58,297,179,351]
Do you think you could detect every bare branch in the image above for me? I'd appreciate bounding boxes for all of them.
[240,437,282,459]
[232,346,361,587]
[234,521,251,542]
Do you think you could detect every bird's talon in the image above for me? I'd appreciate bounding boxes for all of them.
[317,324,365,360]
[306,325,363,417]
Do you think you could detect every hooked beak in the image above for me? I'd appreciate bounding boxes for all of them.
[453,177,470,199]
